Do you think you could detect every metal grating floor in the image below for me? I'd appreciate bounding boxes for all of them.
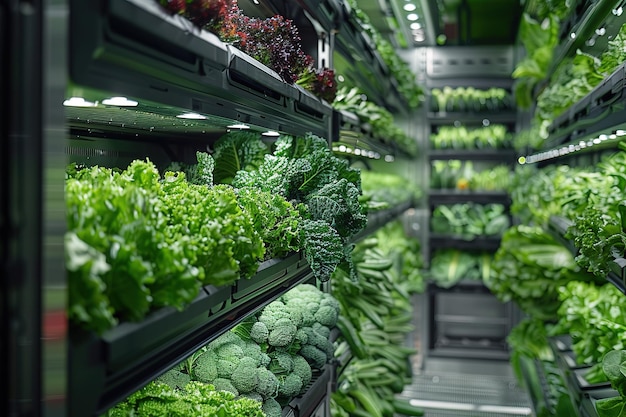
[396,293,534,416]
[398,360,533,416]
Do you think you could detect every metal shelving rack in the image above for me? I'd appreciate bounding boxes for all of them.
[514,5,626,413]
[424,73,519,361]
[1,0,422,416]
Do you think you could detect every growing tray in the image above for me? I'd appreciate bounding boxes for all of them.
[350,200,414,243]
[428,149,518,161]
[286,364,332,417]
[429,234,502,251]
[69,253,314,417]
[69,0,332,139]
[428,190,511,205]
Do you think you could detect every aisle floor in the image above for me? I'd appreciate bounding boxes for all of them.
[398,357,533,417]
[397,294,534,417]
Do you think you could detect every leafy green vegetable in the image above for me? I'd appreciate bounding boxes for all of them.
[430,124,511,150]
[485,225,593,320]
[431,203,509,239]
[234,187,302,260]
[551,281,626,366]
[430,86,513,113]
[165,151,214,186]
[512,13,559,109]
[66,160,204,329]
[212,131,268,184]
[506,318,554,382]
[299,219,345,282]
[596,350,626,417]
[232,133,365,282]
[332,86,419,156]
[102,380,265,416]
[429,249,493,288]
[359,170,421,209]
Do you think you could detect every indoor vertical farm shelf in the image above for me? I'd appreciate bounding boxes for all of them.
[59,1,422,416]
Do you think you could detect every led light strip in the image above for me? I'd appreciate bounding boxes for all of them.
[519,129,626,164]
[409,399,532,415]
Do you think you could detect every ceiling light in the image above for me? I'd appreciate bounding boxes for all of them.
[102,96,138,107]
[227,123,250,129]
[262,130,280,137]
[177,112,207,119]
[407,13,419,21]
[410,22,422,30]
[63,97,98,107]
[403,3,417,11]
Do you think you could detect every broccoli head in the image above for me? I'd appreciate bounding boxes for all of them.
[230,357,260,394]
[211,377,239,397]
[155,368,191,390]
[299,344,327,369]
[314,305,339,328]
[250,321,269,344]
[262,398,283,417]
[312,322,331,339]
[238,392,264,403]
[268,351,294,375]
[256,367,280,399]
[257,300,291,331]
[292,354,313,389]
[193,349,218,383]
[278,373,303,398]
[267,317,298,347]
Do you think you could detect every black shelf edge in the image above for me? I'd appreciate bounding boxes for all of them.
[428,149,518,161]
[548,333,619,414]
[333,7,410,115]
[296,0,343,32]
[286,364,332,417]
[331,110,414,160]
[427,279,492,293]
[580,388,623,417]
[547,215,579,256]
[544,0,623,92]
[519,357,565,417]
[547,63,626,143]
[350,200,414,243]
[429,235,502,251]
[525,63,626,165]
[428,345,510,360]
[427,111,517,124]
[429,190,511,205]
[69,253,314,417]
[68,0,332,139]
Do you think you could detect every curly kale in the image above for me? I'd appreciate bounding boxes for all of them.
[212,130,268,184]
[306,178,367,238]
[299,219,344,282]
[228,132,364,282]
[232,154,311,199]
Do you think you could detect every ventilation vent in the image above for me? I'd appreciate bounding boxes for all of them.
[427,46,514,78]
